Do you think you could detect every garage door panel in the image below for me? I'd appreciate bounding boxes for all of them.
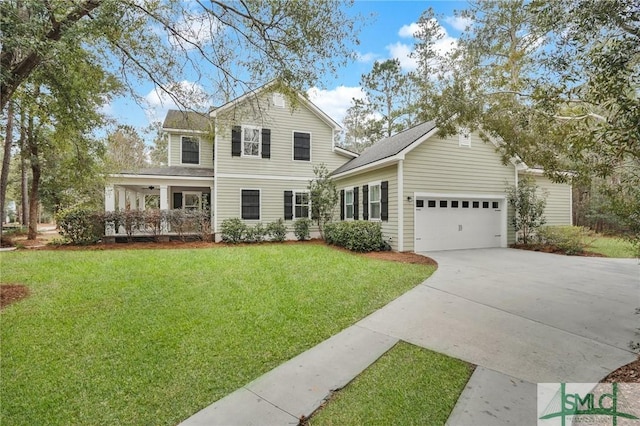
[415,196,503,251]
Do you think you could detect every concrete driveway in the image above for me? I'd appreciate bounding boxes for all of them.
[358,248,639,425]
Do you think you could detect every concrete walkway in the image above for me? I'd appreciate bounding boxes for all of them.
[181,248,639,425]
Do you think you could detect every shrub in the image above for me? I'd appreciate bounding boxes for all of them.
[537,225,596,255]
[56,207,104,244]
[220,218,247,243]
[266,219,287,242]
[245,223,266,243]
[122,209,146,241]
[294,218,312,241]
[324,221,385,252]
[507,175,548,244]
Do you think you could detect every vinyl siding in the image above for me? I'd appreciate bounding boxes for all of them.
[215,93,348,177]
[215,176,321,235]
[168,133,214,168]
[402,132,516,251]
[333,166,399,250]
[528,174,572,226]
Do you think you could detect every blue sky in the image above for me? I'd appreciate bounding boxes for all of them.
[106,1,470,142]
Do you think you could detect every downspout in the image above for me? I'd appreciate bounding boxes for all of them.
[213,119,219,239]
[397,159,404,252]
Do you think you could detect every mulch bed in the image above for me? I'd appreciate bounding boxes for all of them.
[601,357,640,383]
[511,243,606,257]
[0,284,30,310]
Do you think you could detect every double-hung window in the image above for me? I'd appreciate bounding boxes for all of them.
[242,126,261,157]
[345,189,354,219]
[241,190,260,220]
[369,183,381,220]
[293,132,311,161]
[181,136,199,164]
[294,191,310,219]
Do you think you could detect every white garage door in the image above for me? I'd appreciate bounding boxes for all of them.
[415,196,504,251]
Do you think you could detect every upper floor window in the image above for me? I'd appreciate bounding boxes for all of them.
[243,126,261,157]
[293,132,311,161]
[345,189,354,220]
[182,136,199,164]
[294,191,310,219]
[369,183,381,220]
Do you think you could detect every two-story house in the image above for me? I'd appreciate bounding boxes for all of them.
[105,83,572,250]
[105,82,357,239]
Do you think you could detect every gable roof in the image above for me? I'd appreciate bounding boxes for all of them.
[210,80,342,131]
[332,120,437,176]
[163,110,211,132]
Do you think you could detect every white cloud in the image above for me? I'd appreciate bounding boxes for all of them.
[169,13,219,49]
[386,42,418,72]
[144,80,210,123]
[444,16,473,32]
[357,51,379,63]
[398,22,420,38]
[307,86,366,124]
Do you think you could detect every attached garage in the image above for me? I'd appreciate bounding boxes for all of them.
[414,194,507,252]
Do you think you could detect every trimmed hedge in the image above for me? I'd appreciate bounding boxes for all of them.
[56,207,104,244]
[294,218,312,241]
[324,221,388,252]
[220,218,290,243]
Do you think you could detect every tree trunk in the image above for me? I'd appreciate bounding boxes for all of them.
[20,117,29,226]
[27,108,40,240]
[0,101,15,244]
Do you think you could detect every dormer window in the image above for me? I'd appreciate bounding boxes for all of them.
[181,136,200,164]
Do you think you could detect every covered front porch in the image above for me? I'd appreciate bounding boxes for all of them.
[105,167,215,237]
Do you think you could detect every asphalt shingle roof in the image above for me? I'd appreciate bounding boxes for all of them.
[332,120,436,175]
[116,167,214,177]
[162,110,211,132]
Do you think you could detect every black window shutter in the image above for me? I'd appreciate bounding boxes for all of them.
[262,129,271,159]
[381,181,389,221]
[284,190,293,220]
[362,185,369,220]
[231,126,241,157]
[353,187,359,220]
[173,192,182,209]
[340,189,345,220]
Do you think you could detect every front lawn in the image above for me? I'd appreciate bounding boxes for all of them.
[0,244,434,425]
[308,342,473,425]
[586,236,637,258]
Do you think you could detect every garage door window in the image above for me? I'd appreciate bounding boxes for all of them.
[493,201,499,209]
[440,200,447,208]
[451,201,459,208]
[428,200,436,208]
[369,184,381,220]
[483,201,489,208]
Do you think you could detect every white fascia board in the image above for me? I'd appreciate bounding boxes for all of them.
[334,146,359,158]
[163,128,208,135]
[331,156,400,180]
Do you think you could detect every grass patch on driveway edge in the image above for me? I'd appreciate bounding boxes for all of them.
[307,341,474,426]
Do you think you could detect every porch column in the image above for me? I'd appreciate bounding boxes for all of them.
[160,185,169,233]
[104,185,115,236]
[209,185,214,233]
[117,188,126,211]
[126,191,137,210]
[138,193,146,211]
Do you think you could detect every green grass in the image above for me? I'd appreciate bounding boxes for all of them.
[0,245,434,425]
[308,342,473,426]
[586,236,637,258]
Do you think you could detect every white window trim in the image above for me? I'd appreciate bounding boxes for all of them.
[293,190,311,219]
[292,130,312,162]
[240,188,261,221]
[180,135,201,165]
[459,128,471,147]
[368,181,382,221]
[182,191,202,210]
[241,125,262,158]
[344,187,354,220]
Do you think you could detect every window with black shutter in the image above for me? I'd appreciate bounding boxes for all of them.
[181,136,199,164]
[231,126,241,157]
[381,181,389,221]
[353,187,359,220]
[293,132,311,161]
[241,190,260,220]
[284,191,293,220]
[262,129,271,159]
[362,185,369,220]
[294,192,310,218]
[173,192,182,209]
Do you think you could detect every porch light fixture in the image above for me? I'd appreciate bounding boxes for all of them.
[407,196,413,202]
